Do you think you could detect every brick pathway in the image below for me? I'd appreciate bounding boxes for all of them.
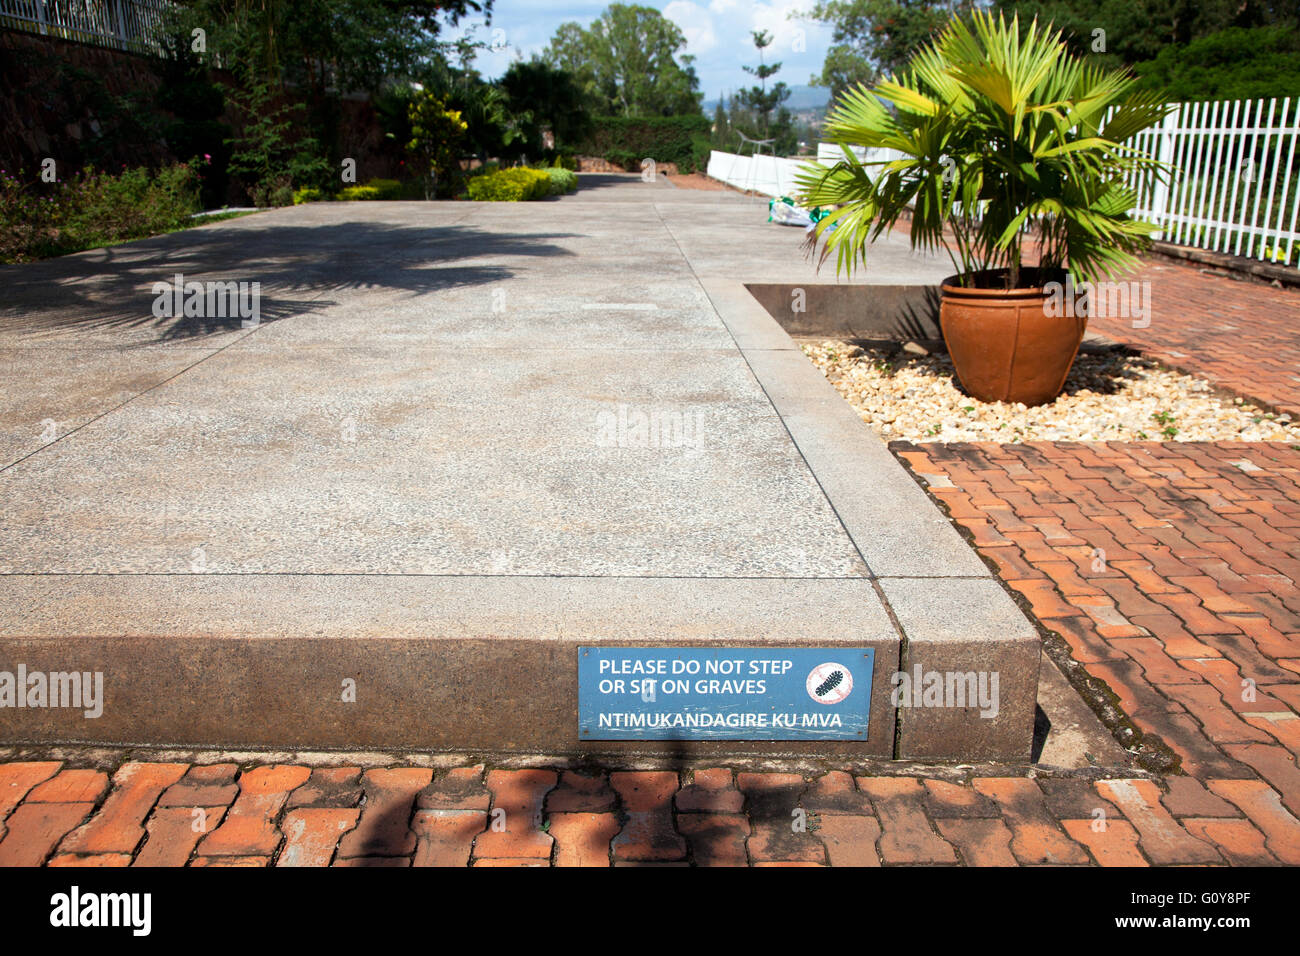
[1087,259,1300,418]
[2,759,1291,867]
[893,439,1300,866]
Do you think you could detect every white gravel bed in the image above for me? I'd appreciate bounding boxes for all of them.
[801,339,1300,444]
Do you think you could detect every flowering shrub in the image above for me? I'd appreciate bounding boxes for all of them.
[292,178,408,204]
[338,178,403,201]
[292,186,326,205]
[407,91,468,199]
[466,167,552,202]
[1,162,202,263]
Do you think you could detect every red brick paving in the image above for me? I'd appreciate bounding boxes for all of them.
[473,769,556,861]
[891,439,1300,866]
[0,757,1295,865]
[337,768,429,861]
[1087,259,1300,417]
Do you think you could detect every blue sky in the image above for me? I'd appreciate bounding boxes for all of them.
[445,0,835,102]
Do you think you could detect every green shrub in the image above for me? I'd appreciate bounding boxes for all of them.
[581,116,712,173]
[542,167,578,195]
[366,178,403,199]
[338,185,379,201]
[466,167,552,201]
[337,178,404,201]
[226,75,330,207]
[538,150,578,171]
[293,186,324,204]
[1,162,202,263]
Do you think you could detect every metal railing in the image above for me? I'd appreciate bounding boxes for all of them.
[1121,97,1300,268]
[1,0,175,54]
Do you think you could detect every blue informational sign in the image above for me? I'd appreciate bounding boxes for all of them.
[578,646,874,741]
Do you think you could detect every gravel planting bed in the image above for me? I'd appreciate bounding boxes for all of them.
[801,339,1300,444]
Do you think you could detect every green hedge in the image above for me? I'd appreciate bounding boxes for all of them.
[467,167,552,202]
[580,116,712,173]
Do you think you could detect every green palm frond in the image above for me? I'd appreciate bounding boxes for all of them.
[796,7,1169,287]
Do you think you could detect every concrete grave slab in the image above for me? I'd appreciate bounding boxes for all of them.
[0,175,1046,760]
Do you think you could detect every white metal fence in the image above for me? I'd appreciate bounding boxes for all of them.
[1123,97,1300,268]
[1,0,175,53]
[710,97,1300,269]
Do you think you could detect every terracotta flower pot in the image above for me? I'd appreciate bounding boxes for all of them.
[939,268,1087,407]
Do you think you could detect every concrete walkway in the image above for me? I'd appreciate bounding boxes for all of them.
[0,174,1048,760]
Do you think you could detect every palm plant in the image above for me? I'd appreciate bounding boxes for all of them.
[797,11,1171,289]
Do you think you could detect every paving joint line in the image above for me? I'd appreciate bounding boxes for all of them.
[0,281,339,476]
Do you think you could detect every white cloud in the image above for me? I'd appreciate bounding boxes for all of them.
[664,1,719,54]
[745,0,829,59]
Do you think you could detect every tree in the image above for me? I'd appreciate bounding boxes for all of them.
[803,1,974,95]
[813,44,877,101]
[542,4,703,116]
[167,0,491,202]
[499,60,593,153]
[732,31,797,155]
[1132,25,1300,100]
[711,97,731,149]
[173,0,493,95]
[407,90,468,197]
[993,0,1297,67]
[417,62,527,163]
[737,31,788,138]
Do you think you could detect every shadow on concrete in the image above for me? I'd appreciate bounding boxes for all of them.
[747,282,943,341]
[1031,705,1050,763]
[0,221,580,345]
[573,173,654,193]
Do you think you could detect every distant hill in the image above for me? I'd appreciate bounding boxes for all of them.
[704,84,832,113]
